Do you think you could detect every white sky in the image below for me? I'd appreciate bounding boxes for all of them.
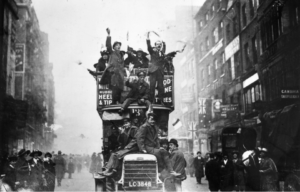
[32,0,204,155]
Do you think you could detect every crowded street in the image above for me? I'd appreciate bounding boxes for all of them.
[1,0,300,191]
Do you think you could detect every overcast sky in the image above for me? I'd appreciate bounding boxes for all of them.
[31,0,204,154]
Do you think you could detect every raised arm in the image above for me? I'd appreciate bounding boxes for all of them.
[106,28,113,54]
[162,41,166,54]
[146,32,154,55]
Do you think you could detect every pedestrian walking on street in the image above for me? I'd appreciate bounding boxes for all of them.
[89,152,97,175]
[67,157,75,179]
[15,149,31,189]
[258,147,279,191]
[77,156,82,173]
[232,151,245,191]
[219,153,234,191]
[96,153,103,173]
[188,153,195,177]
[53,151,66,186]
[205,153,220,192]
[28,150,45,191]
[43,152,56,191]
[194,151,205,184]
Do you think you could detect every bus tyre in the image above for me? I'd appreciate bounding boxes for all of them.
[285,174,300,191]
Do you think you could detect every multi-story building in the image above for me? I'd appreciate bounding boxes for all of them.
[0,0,55,154]
[193,0,300,153]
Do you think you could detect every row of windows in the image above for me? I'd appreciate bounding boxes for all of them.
[198,0,223,31]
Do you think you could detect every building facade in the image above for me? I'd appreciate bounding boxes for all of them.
[0,0,55,155]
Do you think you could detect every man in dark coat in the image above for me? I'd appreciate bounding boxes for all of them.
[232,151,245,191]
[118,71,152,114]
[53,151,66,186]
[136,113,177,175]
[100,119,139,176]
[194,151,205,184]
[146,32,166,104]
[125,48,149,69]
[188,153,195,177]
[2,156,19,191]
[219,153,234,191]
[43,152,56,191]
[205,153,220,192]
[108,126,120,152]
[15,149,31,188]
[28,150,45,191]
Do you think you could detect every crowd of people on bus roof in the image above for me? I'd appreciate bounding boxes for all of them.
[89,28,183,108]
[0,149,95,191]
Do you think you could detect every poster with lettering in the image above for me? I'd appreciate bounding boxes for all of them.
[15,44,25,72]
[98,76,113,107]
[162,75,173,107]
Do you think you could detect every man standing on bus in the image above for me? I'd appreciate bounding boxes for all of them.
[146,32,166,104]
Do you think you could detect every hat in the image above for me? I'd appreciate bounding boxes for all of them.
[155,40,162,45]
[30,150,42,157]
[147,112,156,119]
[137,71,146,77]
[8,156,18,162]
[169,138,178,147]
[232,151,239,155]
[113,41,122,49]
[159,138,169,146]
[44,152,52,158]
[58,151,62,155]
[18,149,30,157]
[259,147,268,153]
[209,153,215,158]
[123,118,130,123]
[197,151,201,155]
[136,48,148,56]
[100,50,109,56]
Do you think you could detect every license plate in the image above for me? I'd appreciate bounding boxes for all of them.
[128,181,152,187]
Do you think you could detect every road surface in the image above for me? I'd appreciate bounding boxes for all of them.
[55,168,209,191]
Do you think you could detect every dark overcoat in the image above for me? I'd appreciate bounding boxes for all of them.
[53,155,65,178]
[44,160,56,191]
[28,158,45,191]
[118,125,138,149]
[68,161,75,174]
[136,122,160,153]
[170,149,187,180]
[219,160,234,191]
[94,57,108,72]
[146,40,166,74]
[232,158,245,189]
[15,157,30,185]
[194,157,205,178]
[205,159,220,191]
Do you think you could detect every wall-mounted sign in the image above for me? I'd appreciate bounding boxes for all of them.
[281,88,300,99]
[221,104,239,116]
[212,99,222,113]
[225,36,240,61]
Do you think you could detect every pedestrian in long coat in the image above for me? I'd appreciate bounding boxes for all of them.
[15,149,31,188]
[2,156,18,191]
[53,151,66,186]
[43,152,56,191]
[89,152,97,174]
[100,28,126,104]
[219,153,234,191]
[118,71,152,114]
[259,148,278,191]
[205,153,220,192]
[232,151,245,191]
[28,150,45,191]
[194,151,205,184]
[188,153,195,177]
[146,32,166,103]
[67,157,75,179]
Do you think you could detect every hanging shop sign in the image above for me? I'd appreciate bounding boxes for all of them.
[280,88,300,99]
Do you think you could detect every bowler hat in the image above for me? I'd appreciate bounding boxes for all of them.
[58,151,62,155]
[169,138,179,147]
[113,41,122,49]
[8,156,18,162]
[197,151,201,155]
[18,149,30,157]
[30,150,42,157]
[44,152,52,158]
[136,48,148,56]
[147,112,156,119]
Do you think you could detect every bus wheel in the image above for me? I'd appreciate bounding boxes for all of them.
[285,174,300,191]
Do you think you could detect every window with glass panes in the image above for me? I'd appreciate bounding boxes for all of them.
[244,83,262,114]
